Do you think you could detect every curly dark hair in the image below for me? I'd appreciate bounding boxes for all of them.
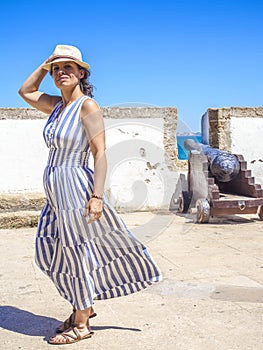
[77,65,94,98]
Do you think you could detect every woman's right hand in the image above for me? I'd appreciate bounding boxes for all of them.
[85,197,103,224]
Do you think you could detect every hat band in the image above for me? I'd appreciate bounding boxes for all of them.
[50,55,80,63]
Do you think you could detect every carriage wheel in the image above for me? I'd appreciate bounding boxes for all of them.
[196,198,210,223]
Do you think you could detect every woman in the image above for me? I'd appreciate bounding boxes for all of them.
[18,44,162,345]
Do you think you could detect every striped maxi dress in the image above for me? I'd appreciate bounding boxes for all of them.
[35,96,162,310]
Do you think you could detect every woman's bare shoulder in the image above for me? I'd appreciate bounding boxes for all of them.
[82,97,100,109]
[81,97,100,118]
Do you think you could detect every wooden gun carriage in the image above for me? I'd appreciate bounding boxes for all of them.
[170,142,263,223]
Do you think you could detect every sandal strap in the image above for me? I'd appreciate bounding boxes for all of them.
[65,313,74,328]
[72,327,81,340]
[56,311,75,332]
[56,309,96,333]
[50,326,93,344]
[61,327,80,343]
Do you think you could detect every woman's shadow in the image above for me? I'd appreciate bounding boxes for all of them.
[0,305,60,338]
[0,305,141,339]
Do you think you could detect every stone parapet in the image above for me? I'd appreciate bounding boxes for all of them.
[0,211,40,229]
[0,107,181,213]
[0,108,48,120]
[206,107,263,150]
[0,193,46,213]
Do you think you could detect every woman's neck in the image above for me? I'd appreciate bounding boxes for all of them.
[61,87,84,107]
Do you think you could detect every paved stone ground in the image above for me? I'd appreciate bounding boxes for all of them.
[0,211,263,350]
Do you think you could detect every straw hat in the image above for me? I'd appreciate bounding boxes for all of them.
[42,44,90,70]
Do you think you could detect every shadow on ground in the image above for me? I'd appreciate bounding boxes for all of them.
[0,306,60,337]
[175,212,261,225]
[0,305,141,339]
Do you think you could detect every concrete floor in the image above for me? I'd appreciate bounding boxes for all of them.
[0,211,263,350]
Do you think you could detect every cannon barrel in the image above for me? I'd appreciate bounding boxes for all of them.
[184,139,240,182]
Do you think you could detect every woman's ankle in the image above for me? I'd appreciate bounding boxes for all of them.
[74,308,91,328]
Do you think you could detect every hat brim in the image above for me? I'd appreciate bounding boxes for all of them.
[42,57,90,70]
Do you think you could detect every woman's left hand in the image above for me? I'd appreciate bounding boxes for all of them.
[85,197,103,223]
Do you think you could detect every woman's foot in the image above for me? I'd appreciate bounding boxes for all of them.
[49,326,93,345]
[50,308,93,345]
[56,307,96,333]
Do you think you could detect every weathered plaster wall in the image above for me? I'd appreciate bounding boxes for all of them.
[206,107,263,185]
[0,107,179,210]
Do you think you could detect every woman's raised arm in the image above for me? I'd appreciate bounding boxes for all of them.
[18,62,61,114]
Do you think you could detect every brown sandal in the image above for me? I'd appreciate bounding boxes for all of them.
[56,309,97,333]
[49,326,93,345]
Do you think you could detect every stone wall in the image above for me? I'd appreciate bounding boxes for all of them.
[0,107,180,211]
[2,106,262,214]
[203,107,263,185]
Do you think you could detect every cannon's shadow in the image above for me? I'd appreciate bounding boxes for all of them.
[175,212,260,225]
[0,305,141,339]
[206,215,261,225]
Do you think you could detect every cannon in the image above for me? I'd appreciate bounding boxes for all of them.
[184,139,240,183]
[170,140,263,223]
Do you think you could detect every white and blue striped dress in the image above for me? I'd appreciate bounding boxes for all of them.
[35,96,162,310]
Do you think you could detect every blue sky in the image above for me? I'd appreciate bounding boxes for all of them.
[1,0,263,132]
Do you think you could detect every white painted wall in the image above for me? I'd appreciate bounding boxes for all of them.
[0,118,179,210]
[104,118,178,210]
[0,120,48,193]
[230,117,263,185]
